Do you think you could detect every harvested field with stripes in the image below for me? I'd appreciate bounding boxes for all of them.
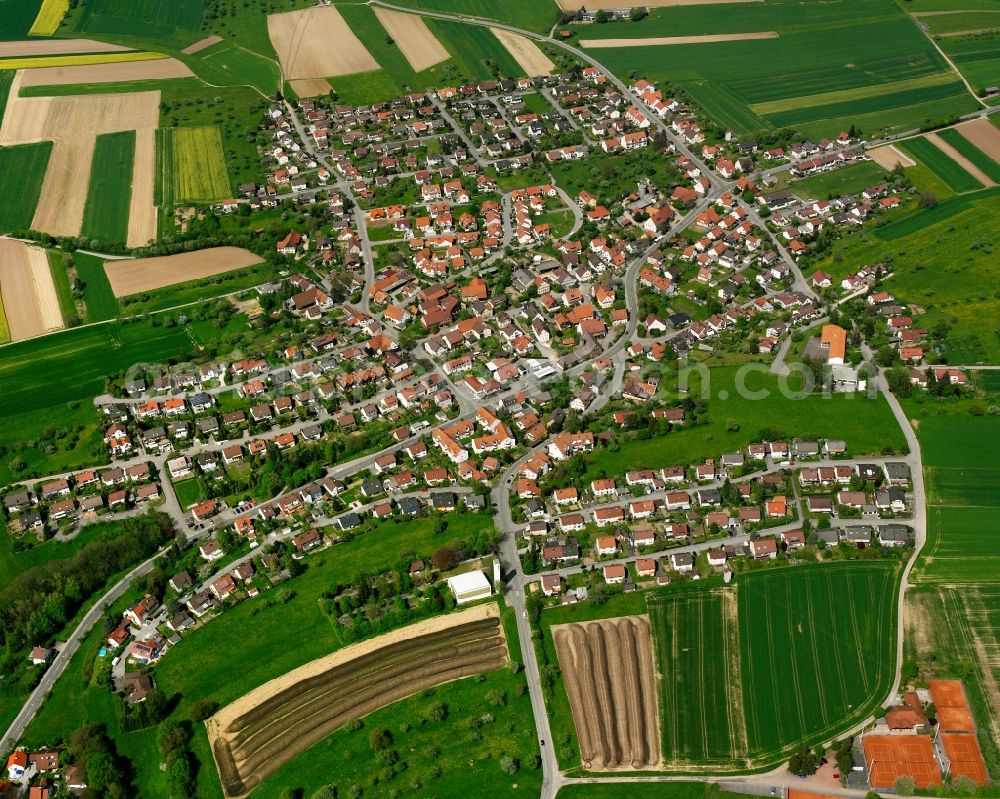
[552,615,661,770]
[207,603,508,799]
[0,39,131,57]
[0,238,63,340]
[491,28,555,75]
[103,247,261,297]
[18,57,193,88]
[373,8,450,72]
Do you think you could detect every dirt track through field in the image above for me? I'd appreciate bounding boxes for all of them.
[0,71,160,240]
[19,58,193,87]
[0,238,63,340]
[490,28,555,76]
[558,0,760,7]
[374,7,450,72]
[207,603,506,799]
[925,131,994,187]
[581,31,777,48]
[268,6,379,84]
[869,144,916,170]
[955,117,1000,162]
[103,247,262,296]
[182,35,223,55]
[0,39,132,57]
[553,615,661,770]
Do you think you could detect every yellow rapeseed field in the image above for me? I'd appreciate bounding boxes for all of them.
[27,0,70,36]
[0,51,165,71]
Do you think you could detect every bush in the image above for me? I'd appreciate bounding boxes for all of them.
[500,756,519,775]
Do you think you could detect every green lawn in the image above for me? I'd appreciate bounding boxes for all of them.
[788,160,889,200]
[898,135,986,193]
[72,252,120,321]
[580,366,907,485]
[81,130,135,244]
[0,142,51,233]
[155,514,494,715]
[172,477,202,509]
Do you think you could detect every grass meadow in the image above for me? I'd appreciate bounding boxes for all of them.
[578,366,906,485]
[387,0,558,34]
[69,0,204,45]
[0,142,51,233]
[184,39,279,95]
[786,160,888,200]
[0,400,104,485]
[809,188,1000,363]
[72,252,120,321]
[898,136,986,193]
[46,250,80,327]
[81,130,135,244]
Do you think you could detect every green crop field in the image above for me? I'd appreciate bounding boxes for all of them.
[71,0,204,44]
[581,0,976,138]
[898,136,985,193]
[942,33,1000,94]
[788,161,888,200]
[159,126,232,204]
[543,563,899,771]
[81,131,135,244]
[0,142,52,233]
[938,126,1000,182]
[388,0,558,35]
[0,319,195,417]
[650,584,744,766]
[428,19,522,80]
[810,189,1000,363]
[0,0,42,37]
[72,252,120,321]
[739,562,898,759]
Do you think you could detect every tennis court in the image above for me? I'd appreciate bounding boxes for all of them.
[940,733,990,785]
[930,679,976,732]
[862,734,942,790]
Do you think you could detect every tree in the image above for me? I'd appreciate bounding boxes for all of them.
[369,728,393,751]
[431,545,458,571]
[893,775,916,796]
[594,9,607,22]
[189,698,219,722]
[875,345,899,368]
[788,748,819,776]
[629,6,645,20]
[500,755,519,775]
[312,786,339,799]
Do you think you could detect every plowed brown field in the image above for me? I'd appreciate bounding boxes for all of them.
[207,604,508,799]
[553,615,662,770]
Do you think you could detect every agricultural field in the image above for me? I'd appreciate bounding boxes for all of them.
[552,616,661,770]
[71,252,120,321]
[809,189,1000,363]
[583,0,977,139]
[542,562,899,771]
[0,51,168,71]
[388,0,559,35]
[428,20,522,81]
[649,585,744,767]
[738,563,898,760]
[80,130,136,244]
[18,58,194,89]
[0,319,194,417]
[0,0,42,38]
[210,605,508,797]
[939,122,1000,182]
[104,247,262,297]
[68,0,205,45]
[159,125,232,204]
[28,0,69,35]
[0,240,63,341]
[0,141,51,233]
[898,135,988,192]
